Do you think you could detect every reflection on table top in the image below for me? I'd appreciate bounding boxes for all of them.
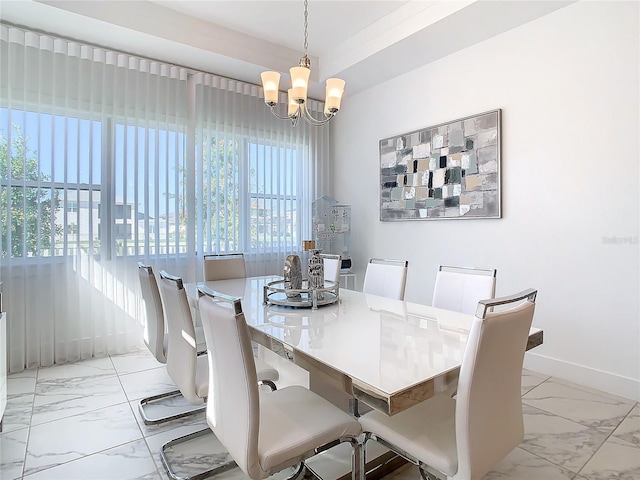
[186,275,543,415]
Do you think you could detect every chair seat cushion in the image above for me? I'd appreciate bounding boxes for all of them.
[359,393,458,477]
[255,357,279,383]
[258,385,361,474]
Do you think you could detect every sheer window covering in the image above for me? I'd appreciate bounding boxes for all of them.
[0,25,330,371]
[191,73,329,276]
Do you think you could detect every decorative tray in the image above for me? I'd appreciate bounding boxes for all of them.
[263,279,339,309]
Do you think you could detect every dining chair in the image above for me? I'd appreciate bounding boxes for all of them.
[158,271,278,480]
[203,253,247,281]
[320,253,341,284]
[197,286,363,480]
[137,262,206,425]
[362,258,408,300]
[202,251,281,385]
[358,289,537,480]
[432,265,497,315]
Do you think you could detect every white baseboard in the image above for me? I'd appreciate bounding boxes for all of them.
[524,353,640,402]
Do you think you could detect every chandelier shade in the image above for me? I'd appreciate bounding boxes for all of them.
[260,0,345,126]
[260,71,281,105]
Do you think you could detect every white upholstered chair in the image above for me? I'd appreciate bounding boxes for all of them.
[137,262,206,425]
[321,253,341,284]
[201,252,281,386]
[203,253,247,281]
[198,286,362,480]
[138,262,167,364]
[362,258,408,300]
[158,271,278,480]
[359,289,537,480]
[432,265,497,315]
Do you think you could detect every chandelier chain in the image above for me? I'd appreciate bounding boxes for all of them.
[260,0,343,127]
[303,0,309,57]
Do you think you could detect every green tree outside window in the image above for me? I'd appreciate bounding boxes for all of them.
[0,125,61,258]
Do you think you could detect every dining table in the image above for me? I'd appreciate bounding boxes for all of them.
[185,275,544,417]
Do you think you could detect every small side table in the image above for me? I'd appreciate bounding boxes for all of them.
[339,272,357,290]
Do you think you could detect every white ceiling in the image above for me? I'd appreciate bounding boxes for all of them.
[151,1,407,57]
[1,0,575,99]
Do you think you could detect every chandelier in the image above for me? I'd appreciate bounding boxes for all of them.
[260,0,345,127]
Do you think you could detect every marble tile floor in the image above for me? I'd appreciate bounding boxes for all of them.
[1,349,638,480]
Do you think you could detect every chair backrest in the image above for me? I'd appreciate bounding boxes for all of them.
[362,258,408,300]
[320,254,341,284]
[432,265,496,315]
[198,289,260,479]
[455,289,536,480]
[203,253,247,281]
[138,262,166,364]
[158,270,200,404]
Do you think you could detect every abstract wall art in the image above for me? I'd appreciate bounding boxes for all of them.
[379,109,501,221]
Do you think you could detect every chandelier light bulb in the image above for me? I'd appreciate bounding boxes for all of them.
[260,71,281,106]
[290,66,310,104]
[324,78,345,113]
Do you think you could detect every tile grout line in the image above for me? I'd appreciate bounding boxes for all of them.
[519,377,638,480]
[20,355,157,479]
[21,439,153,479]
[536,375,637,405]
[18,367,39,480]
[9,360,634,480]
[518,377,590,477]
[521,377,636,432]
[26,352,157,427]
[571,401,639,480]
[110,353,167,480]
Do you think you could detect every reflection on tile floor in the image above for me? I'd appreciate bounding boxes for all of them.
[1,349,638,480]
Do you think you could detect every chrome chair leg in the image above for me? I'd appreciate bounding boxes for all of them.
[138,389,205,425]
[418,467,441,480]
[282,462,306,480]
[258,379,277,391]
[350,436,362,480]
[358,433,369,480]
[161,428,238,480]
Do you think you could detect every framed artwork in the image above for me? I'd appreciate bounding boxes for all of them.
[379,109,501,221]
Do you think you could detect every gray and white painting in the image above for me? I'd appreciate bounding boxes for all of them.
[379,109,501,221]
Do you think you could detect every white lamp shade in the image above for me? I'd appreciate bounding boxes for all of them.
[261,71,281,105]
[324,78,345,114]
[287,89,299,117]
[290,66,310,103]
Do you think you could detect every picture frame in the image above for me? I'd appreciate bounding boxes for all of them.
[379,109,501,221]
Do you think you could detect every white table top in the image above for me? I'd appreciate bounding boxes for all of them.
[187,275,543,415]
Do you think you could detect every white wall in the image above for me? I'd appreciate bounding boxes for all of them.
[331,1,639,400]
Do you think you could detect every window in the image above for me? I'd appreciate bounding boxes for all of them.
[195,136,302,255]
[248,142,300,252]
[0,108,189,259]
[1,25,330,371]
[196,136,240,254]
[113,123,187,257]
[0,109,102,258]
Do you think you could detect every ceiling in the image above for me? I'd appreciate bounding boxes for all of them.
[151,1,408,57]
[1,0,575,99]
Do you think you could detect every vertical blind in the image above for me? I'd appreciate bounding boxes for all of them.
[191,73,330,276]
[0,24,330,371]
